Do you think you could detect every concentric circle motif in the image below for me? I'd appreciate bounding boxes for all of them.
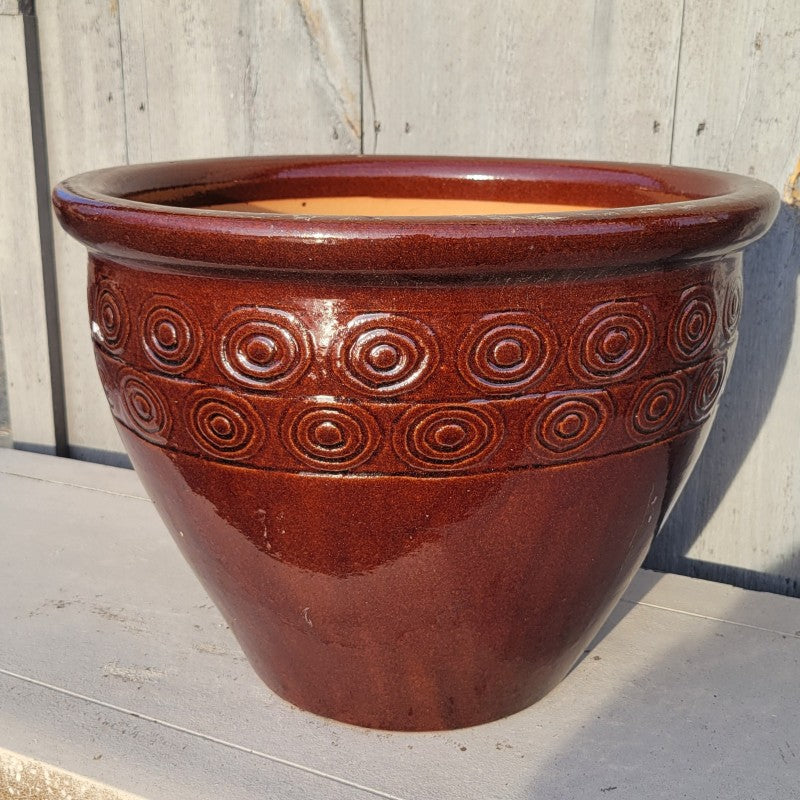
[722,277,743,340]
[627,375,687,442]
[217,307,312,390]
[457,311,558,394]
[393,405,502,471]
[120,372,171,444]
[332,313,439,396]
[91,279,130,354]
[689,356,728,423]
[529,394,611,455]
[282,404,380,471]
[187,389,265,460]
[141,296,203,374]
[569,302,655,384]
[669,286,717,362]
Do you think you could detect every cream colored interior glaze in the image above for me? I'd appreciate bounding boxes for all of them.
[204,196,601,216]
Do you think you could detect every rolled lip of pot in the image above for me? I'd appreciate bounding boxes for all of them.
[52,155,780,277]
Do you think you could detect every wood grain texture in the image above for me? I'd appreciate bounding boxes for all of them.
[118,0,360,163]
[361,0,683,160]
[0,0,26,16]
[0,13,56,450]
[646,0,800,595]
[37,0,128,457]
[38,0,360,457]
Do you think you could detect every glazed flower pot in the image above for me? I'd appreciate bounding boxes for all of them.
[53,157,778,731]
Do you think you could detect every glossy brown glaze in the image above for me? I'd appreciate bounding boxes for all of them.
[53,157,778,730]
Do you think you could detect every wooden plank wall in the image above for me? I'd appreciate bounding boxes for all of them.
[0,2,56,451]
[362,0,684,160]
[0,0,798,594]
[648,0,800,595]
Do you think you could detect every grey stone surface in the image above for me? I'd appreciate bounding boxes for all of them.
[1,449,799,799]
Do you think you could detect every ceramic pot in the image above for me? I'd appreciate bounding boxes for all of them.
[53,157,778,730]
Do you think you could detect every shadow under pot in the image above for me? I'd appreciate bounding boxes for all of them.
[53,156,778,731]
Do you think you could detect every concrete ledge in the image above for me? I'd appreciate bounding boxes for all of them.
[0,747,144,800]
[1,449,798,799]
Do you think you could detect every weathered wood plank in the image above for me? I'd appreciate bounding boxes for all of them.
[0,0,27,16]
[0,13,56,450]
[38,0,360,459]
[362,0,683,160]
[37,0,129,459]
[647,0,800,594]
[119,0,360,163]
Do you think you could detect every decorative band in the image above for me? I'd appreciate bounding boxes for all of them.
[96,348,730,476]
[90,274,742,402]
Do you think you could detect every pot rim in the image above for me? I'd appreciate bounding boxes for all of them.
[52,155,780,277]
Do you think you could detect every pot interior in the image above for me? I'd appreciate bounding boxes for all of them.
[203,197,601,216]
[120,158,710,217]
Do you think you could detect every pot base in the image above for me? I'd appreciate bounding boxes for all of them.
[119,424,701,730]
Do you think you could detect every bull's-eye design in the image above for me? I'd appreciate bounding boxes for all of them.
[332,313,439,396]
[669,285,718,362]
[142,296,203,374]
[187,389,265,460]
[217,306,312,390]
[458,311,558,394]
